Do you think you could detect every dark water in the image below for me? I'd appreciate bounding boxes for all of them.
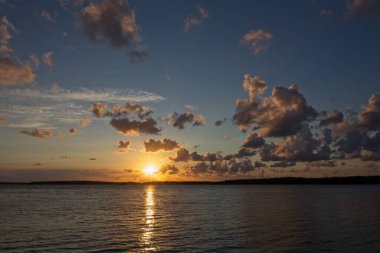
[0,185,380,252]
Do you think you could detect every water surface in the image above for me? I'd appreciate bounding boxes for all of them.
[0,184,379,252]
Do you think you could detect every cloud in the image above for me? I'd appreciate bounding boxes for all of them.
[346,0,380,18]
[358,93,380,130]
[69,127,77,135]
[169,148,191,162]
[259,125,331,162]
[110,117,160,135]
[0,17,36,86]
[214,118,227,126]
[361,150,380,161]
[159,164,179,175]
[270,161,296,168]
[0,86,163,128]
[144,138,179,152]
[80,0,141,48]
[90,102,107,118]
[40,10,55,23]
[80,116,91,128]
[0,58,35,86]
[166,112,205,129]
[241,29,274,55]
[184,5,209,32]
[168,147,263,175]
[43,51,54,68]
[242,132,265,149]
[234,147,256,158]
[19,128,53,138]
[90,101,161,136]
[185,104,197,111]
[319,110,344,127]
[115,140,130,152]
[32,162,43,167]
[233,74,318,137]
[127,50,149,63]
[0,16,16,56]
[29,54,40,69]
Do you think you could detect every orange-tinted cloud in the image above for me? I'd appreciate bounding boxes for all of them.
[241,29,274,55]
[19,128,53,138]
[43,51,54,68]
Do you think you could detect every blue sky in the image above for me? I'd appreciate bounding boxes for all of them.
[0,0,379,182]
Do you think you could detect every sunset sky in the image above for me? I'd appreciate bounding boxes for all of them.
[0,0,379,182]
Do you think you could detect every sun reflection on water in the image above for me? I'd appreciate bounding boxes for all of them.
[141,185,156,251]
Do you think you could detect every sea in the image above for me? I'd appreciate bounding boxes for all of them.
[0,184,379,252]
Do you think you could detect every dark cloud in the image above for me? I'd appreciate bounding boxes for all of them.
[170,148,190,162]
[144,138,179,152]
[166,112,205,129]
[233,74,318,137]
[110,117,160,135]
[270,161,296,168]
[234,147,256,158]
[214,118,227,126]
[128,50,149,63]
[19,128,53,138]
[159,164,179,175]
[80,0,141,48]
[116,140,130,152]
[69,128,77,135]
[91,102,160,135]
[259,125,331,162]
[319,110,343,127]
[242,132,265,149]
[169,147,264,175]
[335,129,365,154]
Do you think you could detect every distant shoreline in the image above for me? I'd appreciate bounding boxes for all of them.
[1,176,380,185]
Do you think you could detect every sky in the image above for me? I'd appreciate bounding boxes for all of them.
[0,0,379,182]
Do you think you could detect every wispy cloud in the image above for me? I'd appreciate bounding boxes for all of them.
[184,5,209,32]
[0,86,164,128]
[241,29,274,55]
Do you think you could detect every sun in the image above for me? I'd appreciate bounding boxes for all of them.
[143,164,158,175]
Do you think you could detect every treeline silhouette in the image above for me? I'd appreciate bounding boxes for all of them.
[1,176,380,185]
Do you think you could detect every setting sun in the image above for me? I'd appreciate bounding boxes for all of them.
[143,165,158,175]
